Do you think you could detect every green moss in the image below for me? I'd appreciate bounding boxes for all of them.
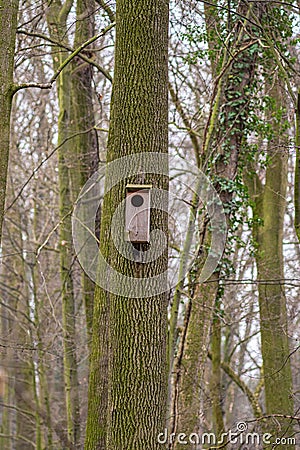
[85,1,169,448]
[252,82,295,450]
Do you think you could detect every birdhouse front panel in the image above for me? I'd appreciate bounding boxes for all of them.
[125,186,151,243]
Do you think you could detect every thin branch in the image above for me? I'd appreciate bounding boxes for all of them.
[17,29,113,80]
[13,23,115,93]
[0,402,36,418]
[169,82,202,167]
[5,127,96,212]
[48,23,115,82]
[95,0,115,22]
[0,433,36,447]
[58,0,74,25]
[246,414,300,424]
[208,352,263,418]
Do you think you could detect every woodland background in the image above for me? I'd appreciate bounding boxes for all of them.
[1,0,300,449]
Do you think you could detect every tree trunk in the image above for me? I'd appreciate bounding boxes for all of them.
[71,0,99,350]
[0,0,19,245]
[294,90,300,241]
[13,212,36,450]
[250,77,295,449]
[46,2,81,445]
[209,299,225,439]
[174,4,259,444]
[85,0,169,448]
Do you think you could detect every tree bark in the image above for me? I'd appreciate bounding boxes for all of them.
[85,0,169,448]
[71,0,99,350]
[248,77,295,449]
[294,91,300,241]
[209,300,225,439]
[174,4,260,445]
[0,0,19,245]
[46,2,81,445]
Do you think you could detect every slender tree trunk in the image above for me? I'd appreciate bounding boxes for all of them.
[85,0,169,448]
[71,0,99,349]
[209,299,225,439]
[30,254,53,449]
[14,215,36,450]
[294,91,300,241]
[57,63,81,450]
[0,367,10,450]
[0,0,19,245]
[175,275,219,444]
[46,2,81,445]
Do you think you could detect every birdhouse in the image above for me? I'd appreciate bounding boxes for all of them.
[125,184,152,243]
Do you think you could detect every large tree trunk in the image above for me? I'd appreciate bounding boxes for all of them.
[0,0,19,245]
[248,77,295,449]
[174,5,259,444]
[85,0,169,448]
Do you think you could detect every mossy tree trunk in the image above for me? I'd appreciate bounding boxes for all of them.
[209,298,225,439]
[0,0,19,245]
[11,210,36,450]
[175,275,220,445]
[71,0,99,350]
[46,1,81,445]
[85,0,169,449]
[247,77,295,449]
[174,5,259,445]
[294,91,300,241]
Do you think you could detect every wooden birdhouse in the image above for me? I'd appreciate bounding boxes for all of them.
[125,184,152,243]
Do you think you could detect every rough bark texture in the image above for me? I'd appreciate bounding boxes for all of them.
[84,282,110,450]
[0,0,19,436]
[0,3,38,439]
[85,0,169,449]
[0,0,18,244]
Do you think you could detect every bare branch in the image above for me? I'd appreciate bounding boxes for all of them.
[13,23,115,93]
[17,29,113,80]
[95,0,115,22]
